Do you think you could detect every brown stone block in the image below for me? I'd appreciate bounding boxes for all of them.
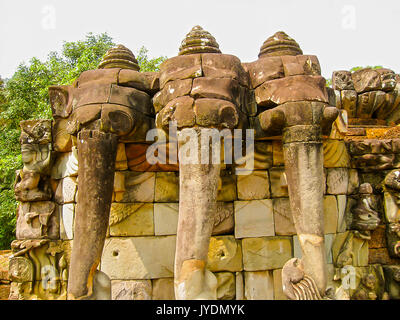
[202,53,250,87]
[273,198,296,236]
[217,171,237,202]
[153,79,192,113]
[108,84,153,116]
[159,54,202,88]
[356,90,386,119]
[295,55,321,76]
[272,140,284,166]
[369,248,400,265]
[369,225,387,249]
[191,77,240,104]
[269,167,288,197]
[0,285,10,300]
[194,98,239,129]
[375,91,398,120]
[281,55,304,77]
[341,90,357,118]
[77,68,119,87]
[332,71,354,90]
[49,85,74,119]
[352,68,381,93]
[156,96,196,129]
[254,75,328,107]
[73,82,111,108]
[70,104,102,126]
[244,56,284,89]
[118,69,160,94]
[52,118,72,153]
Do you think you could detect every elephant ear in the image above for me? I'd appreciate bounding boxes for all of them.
[49,85,73,118]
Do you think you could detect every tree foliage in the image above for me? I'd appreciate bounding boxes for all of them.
[0,33,166,249]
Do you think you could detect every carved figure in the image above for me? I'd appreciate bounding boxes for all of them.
[351,183,380,239]
[351,273,378,300]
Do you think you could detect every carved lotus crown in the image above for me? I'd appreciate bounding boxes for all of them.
[259,31,303,58]
[98,44,140,71]
[179,25,221,56]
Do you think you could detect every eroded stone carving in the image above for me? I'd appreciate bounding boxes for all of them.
[351,183,381,239]
[8,240,70,300]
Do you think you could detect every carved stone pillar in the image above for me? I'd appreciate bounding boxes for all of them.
[258,101,338,298]
[174,129,220,300]
[282,124,327,294]
[67,130,117,299]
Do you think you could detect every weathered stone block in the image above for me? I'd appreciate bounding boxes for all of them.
[269,168,288,197]
[254,75,328,107]
[272,269,287,300]
[293,234,334,264]
[384,192,400,223]
[217,171,237,202]
[202,53,250,87]
[237,171,270,200]
[337,195,347,233]
[272,140,284,166]
[16,201,59,240]
[153,78,193,113]
[52,118,73,153]
[154,203,179,236]
[111,280,152,300]
[244,56,284,89]
[234,200,274,238]
[159,54,202,89]
[115,143,128,170]
[215,272,235,300]
[324,195,339,234]
[242,237,292,271]
[326,168,349,195]
[273,198,296,236]
[369,225,387,249]
[101,236,176,279]
[51,148,78,179]
[155,172,179,202]
[332,232,369,267]
[244,271,274,300]
[323,140,350,168]
[207,236,243,272]
[369,248,400,265]
[60,203,74,240]
[109,203,154,237]
[347,169,359,195]
[152,278,175,300]
[54,177,77,204]
[119,172,155,203]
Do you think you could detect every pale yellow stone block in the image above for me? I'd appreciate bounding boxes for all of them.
[242,237,292,271]
[207,236,243,272]
[244,271,274,300]
[109,203,154,236]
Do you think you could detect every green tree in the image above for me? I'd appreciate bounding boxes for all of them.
[0,33,166,249]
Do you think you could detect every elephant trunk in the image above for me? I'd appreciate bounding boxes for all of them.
[283,125,327,295]
[67,130,118,299]
[174,128,220,300]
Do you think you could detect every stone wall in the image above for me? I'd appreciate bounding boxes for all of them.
[7,28,400,300]
[9,128,400,300]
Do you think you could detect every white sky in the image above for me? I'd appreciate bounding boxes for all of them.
[1,0,399,80]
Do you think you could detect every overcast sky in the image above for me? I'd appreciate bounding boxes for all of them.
[1,0,399,79]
